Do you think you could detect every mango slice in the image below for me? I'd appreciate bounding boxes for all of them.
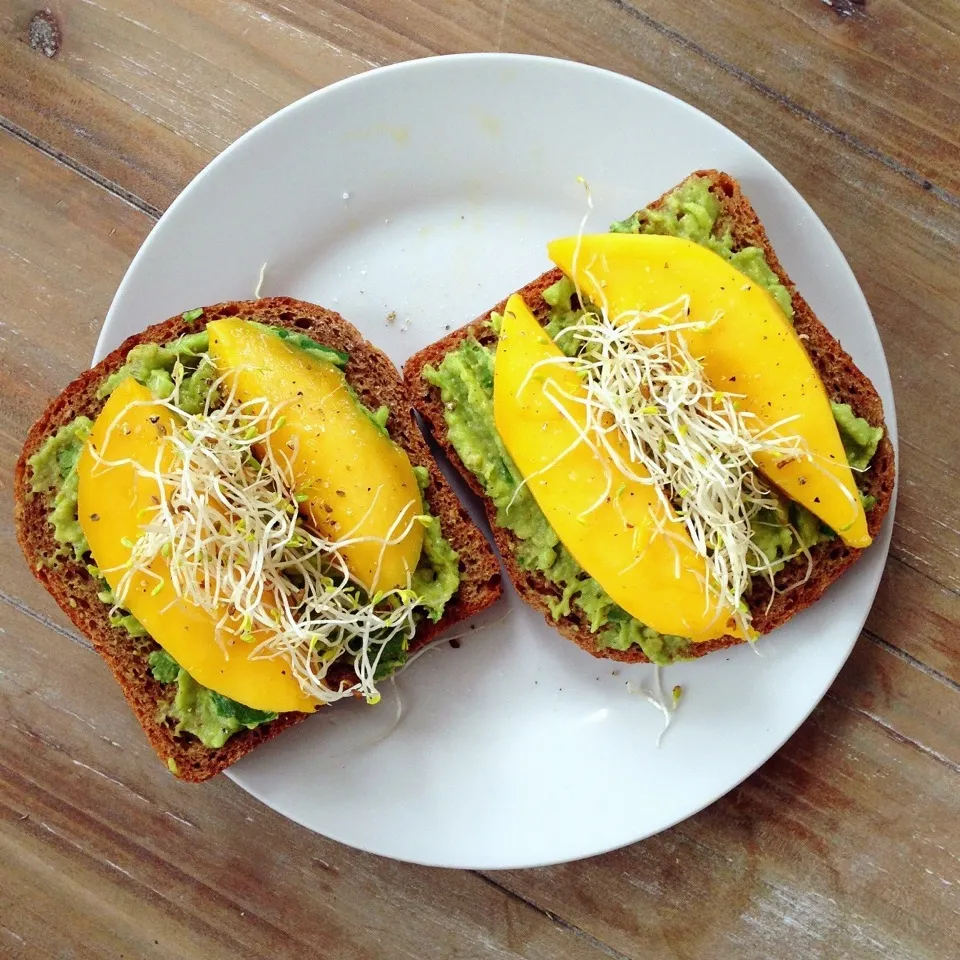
[494,294,740,642]
[207,319,424,592]
[548,234,870,547]
[77,377,318,713]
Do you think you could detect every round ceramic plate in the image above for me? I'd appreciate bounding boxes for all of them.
[97,54,896,869]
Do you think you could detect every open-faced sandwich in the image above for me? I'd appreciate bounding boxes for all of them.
[15,297,501,780]
[405,171,894,665]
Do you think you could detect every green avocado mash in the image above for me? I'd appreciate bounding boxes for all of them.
[99,331,214,414]
[28,417,93,559]
[31,321,461,751]
[832,402,884,471]
[425,178,883,663]
[149,649,180,683]
[149,650,278,749]
[411,466,461,622]
[413,516,461,619]
[95,577,148,637]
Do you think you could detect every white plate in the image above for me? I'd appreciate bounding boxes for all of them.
[97,54,897,869]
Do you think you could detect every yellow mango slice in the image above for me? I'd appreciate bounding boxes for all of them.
[77,378,318,713]
[207,319,424,592]
[494,295,740,642]
[548,234,870,547]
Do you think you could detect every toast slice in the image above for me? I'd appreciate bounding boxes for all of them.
[404,170,895,664]
[15,297,502,781]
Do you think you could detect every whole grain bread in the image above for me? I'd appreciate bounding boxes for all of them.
[403,170,895,664]
[15,297,502,781]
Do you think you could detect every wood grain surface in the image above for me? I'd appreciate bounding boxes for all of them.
[2,2,958,957]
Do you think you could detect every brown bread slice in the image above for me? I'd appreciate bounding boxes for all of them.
[404,170,896,664]
[14,297,502,782]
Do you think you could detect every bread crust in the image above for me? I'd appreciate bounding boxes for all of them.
[15,297,502,781]
[403,170,895,664]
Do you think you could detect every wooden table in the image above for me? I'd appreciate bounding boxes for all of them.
[2,2,957,957]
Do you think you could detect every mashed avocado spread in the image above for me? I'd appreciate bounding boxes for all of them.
[424,177,883,664]
[29,319,461,749]
[149,650,277,749]
[28,417,93,560]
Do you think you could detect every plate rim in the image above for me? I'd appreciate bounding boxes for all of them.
[95,51,898,869]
